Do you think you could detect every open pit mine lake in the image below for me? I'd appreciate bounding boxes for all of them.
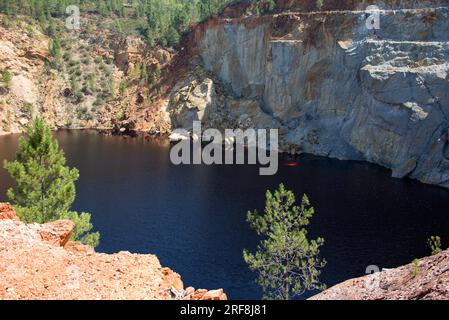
[1,130,449,299]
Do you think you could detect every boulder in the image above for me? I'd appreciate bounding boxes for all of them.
[185,288,228,300]
[64,241,95,255]
[0,203,18,220]
[32,220,75,247]
[169,131,190,142]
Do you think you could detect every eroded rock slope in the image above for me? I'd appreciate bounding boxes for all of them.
[0,203,227,300]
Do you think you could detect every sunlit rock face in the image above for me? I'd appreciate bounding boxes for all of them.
[168,2,449,188]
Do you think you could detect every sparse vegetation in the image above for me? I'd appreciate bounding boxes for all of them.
[0,0,238,47]
[428,236,443,255]
[21,102,33,116]
[93,96,105,108]
[1,68,12,88]
[316,0,325,9]
[119,80,127,96]
[109,78,116,99]
[411,258,420,278]
[48,36,62,69]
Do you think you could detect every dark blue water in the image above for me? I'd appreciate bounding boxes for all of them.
[1,130,449,300]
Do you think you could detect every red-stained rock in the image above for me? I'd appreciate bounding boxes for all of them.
[190,289,207,300]
[64,241,95,255]
[33,220,75,247]
[0,218,226,300]
[0,203,18,220]
[185,286,195,296]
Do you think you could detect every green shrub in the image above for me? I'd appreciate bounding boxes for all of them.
[411,259,420,278]
[76,107,88,119]
[316,0,325,9]
[93,96,104,107]
[63,52,72,61]
[21,102,33,115]
[427,236,443,255]
[68,59,78,67]
[73,91,84,103]
[1,69,12,88]
[119,80,127,96]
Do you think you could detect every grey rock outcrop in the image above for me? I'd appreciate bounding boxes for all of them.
[309,249,449,300]
[168,3,449,188]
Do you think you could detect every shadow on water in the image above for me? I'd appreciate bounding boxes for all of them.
[1,130,449,299]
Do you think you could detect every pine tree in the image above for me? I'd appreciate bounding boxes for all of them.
[3,118,100,247]
[243,184,326,300]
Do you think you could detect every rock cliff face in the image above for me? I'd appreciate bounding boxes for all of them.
[0,16,171,136]
[167,0,449,188]
[310,249,449,300]
[0,203,227,300]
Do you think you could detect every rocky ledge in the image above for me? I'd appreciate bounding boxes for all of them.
[0,203,227,300]
[310,249,449,300]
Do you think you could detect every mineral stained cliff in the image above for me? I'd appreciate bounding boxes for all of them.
[0,203,227,300]
[167,0,449,188]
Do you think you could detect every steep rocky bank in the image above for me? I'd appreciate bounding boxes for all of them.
[1,1,449,188]
[166,0,449,188]
[310,248,449,300]
[0,203,227,300]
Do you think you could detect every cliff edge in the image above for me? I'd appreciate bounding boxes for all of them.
[0,203,227,300]
[310,249,449,300]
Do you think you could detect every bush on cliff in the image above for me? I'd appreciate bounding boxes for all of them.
[243,184,326,300]
[3,117,100,247]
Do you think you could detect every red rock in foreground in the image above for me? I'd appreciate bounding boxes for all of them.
[310,250,449,300]
[0,203,227,300]
[0,203,18,220]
